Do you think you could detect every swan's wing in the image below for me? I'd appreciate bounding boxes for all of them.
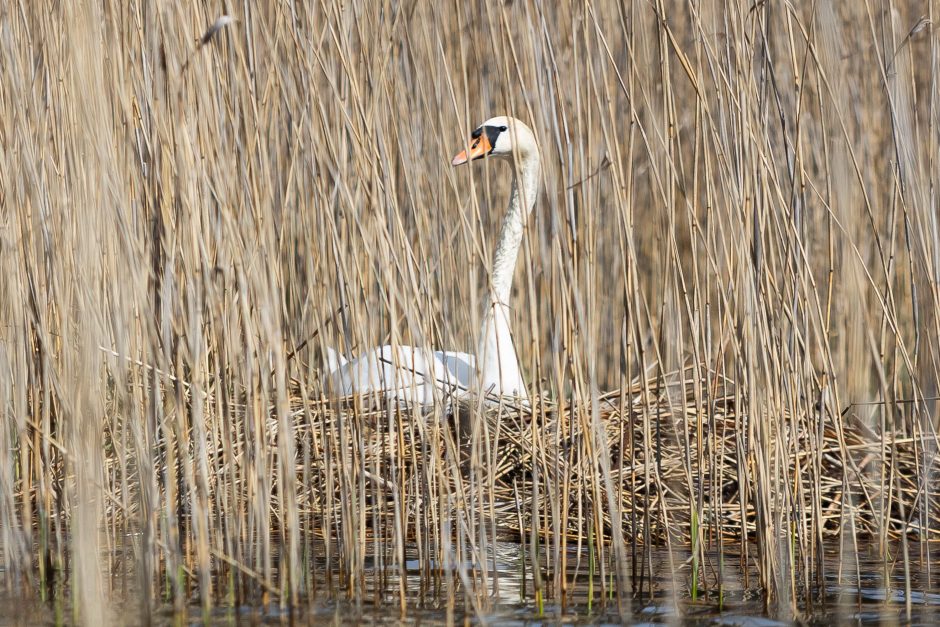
[434,351,475,391]
[327,345,442,403]
[326,345,477,404]
[334,345,419,391]
[324,347,348,374]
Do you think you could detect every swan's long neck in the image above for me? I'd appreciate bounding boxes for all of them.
[489,152,541,306]
[475,150,540,399]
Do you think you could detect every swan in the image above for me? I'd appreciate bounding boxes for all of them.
[325,116,540,405]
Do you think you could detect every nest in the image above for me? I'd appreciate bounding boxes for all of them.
[300,375,940,549]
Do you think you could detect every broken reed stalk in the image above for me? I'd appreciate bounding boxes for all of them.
[1,0,938,621]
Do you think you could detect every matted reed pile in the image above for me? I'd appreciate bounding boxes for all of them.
[2,0,940,619]
[297,371,940,550]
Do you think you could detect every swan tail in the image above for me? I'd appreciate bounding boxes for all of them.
[325,347,348,373]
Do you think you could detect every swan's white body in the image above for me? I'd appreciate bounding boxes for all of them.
[324,346,476,405]
[325,116,540,404]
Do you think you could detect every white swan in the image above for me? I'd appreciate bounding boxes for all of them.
[325,116,540,405]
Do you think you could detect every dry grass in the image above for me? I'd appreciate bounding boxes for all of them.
[1,0,939,620]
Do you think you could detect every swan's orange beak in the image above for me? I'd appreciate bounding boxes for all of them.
[451,133,491,166]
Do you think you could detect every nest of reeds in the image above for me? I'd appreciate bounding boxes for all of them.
[299,373,940,548]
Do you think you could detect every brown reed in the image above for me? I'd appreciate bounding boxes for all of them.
[1,0,938,621]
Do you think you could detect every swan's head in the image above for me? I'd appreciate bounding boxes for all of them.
[451,116,538,166]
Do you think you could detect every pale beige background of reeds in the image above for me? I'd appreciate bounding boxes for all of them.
[1,0,938,620]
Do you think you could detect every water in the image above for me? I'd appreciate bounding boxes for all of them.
[2,541,939,625]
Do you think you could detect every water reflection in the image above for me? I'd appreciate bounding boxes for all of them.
[339,541,940,625]
[3,541,940,624]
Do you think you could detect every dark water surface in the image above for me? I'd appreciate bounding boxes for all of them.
[2,541,939,625]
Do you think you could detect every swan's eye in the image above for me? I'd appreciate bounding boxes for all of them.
[499,125,508,132]
[472,139,479,148]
